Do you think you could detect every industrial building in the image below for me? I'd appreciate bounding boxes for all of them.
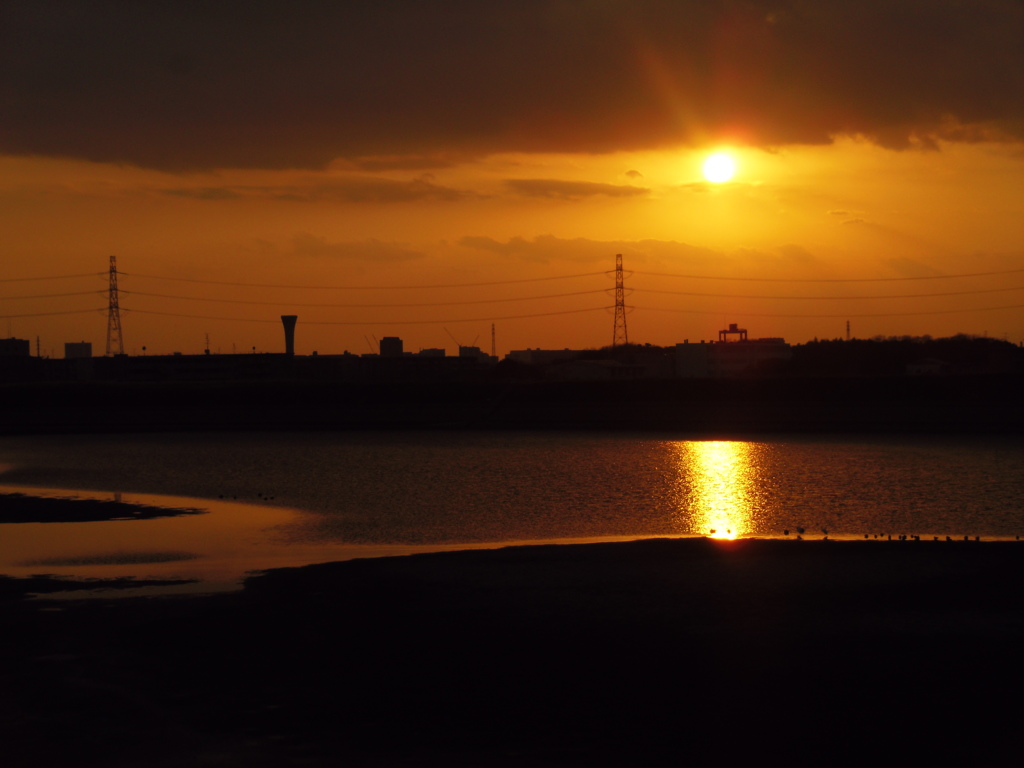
[676,324,792,378]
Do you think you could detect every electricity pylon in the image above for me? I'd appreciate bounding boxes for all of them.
[612,253,629,347]
[106,255,124,355]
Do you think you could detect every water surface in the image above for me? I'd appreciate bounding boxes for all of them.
[1,432,1020,594]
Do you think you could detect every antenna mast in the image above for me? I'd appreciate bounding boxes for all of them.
[106,255,124,355]
[612,253,629,347]
[491,323,496,358]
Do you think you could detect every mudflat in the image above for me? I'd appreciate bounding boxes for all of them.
[1,538,1020,767]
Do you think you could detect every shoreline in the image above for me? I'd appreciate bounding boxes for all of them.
[2,537,1020,766]
[3,487,1021,599]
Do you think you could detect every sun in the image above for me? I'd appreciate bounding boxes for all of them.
[702,152,737,183]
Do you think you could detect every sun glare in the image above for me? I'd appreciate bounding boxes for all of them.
[702,152,736,183]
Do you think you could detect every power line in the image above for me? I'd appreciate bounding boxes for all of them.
[635,303,1024,319]
[0,291,106,300]
[123,306,611,325]
[631,268,1024,283]
[0,308,104,318]
[0,272,105,283]
[121,288,610,308]
[637,285,1024,300]
[120,270,609,290]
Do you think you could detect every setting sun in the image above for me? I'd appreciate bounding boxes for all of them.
[702,152,737,183]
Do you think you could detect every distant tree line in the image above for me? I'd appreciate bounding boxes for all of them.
[496,335,1023,379]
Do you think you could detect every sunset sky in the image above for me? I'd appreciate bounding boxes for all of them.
[2,1,1022,357]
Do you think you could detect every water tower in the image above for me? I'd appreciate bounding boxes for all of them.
[281,315,298,356]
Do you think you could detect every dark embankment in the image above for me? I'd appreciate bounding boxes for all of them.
[1,538,1020,767]
[0,492,205,523]
[2,373,1021,434]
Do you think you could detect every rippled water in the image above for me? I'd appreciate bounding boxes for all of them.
[1,432,1021,593]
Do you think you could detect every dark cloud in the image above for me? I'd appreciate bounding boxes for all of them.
[344,155,466,172]
[505,179,648,199]
[2,1,1021,170]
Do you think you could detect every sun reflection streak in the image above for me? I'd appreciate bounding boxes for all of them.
[674,441,757,538]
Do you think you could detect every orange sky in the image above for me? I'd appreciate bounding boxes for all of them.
[2,2,1022,357]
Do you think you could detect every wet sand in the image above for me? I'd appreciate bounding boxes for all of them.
[1,537,1021,767]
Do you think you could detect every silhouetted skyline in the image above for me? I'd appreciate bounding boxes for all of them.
[1,2,1021,355]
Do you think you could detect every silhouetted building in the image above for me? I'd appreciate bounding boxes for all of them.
[507,348,580,365]
[417,348,445,357]
[676,329,792,378]
[64,341,92,359]
[459,345,495,363]
[719,323,748,342]
[675,341,712,377]
[0,337,30,357]
[713,337,791,376]
[380,337,404,357]
[281,315,298,356]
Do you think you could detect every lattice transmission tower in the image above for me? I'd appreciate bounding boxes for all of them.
[106,255,124,355]
[612,253,629,347]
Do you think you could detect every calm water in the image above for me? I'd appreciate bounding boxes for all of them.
[1,432,1021,594]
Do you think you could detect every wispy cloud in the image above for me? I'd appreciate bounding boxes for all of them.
[289,234,426,262]
[157,176,472,203]
[459,235,720,265]
[504,179,648,200]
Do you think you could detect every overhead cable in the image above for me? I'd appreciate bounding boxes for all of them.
[636,285,1024,300]
[631,268,1024,283]
[0,291,106,300]
[120,270,609,290]
[120,288,610,308]
[123,306,611,325]
[0,308,104,318]
[0,272,105,283]
[634,303,1024,319]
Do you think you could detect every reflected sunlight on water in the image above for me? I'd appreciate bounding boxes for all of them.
[674,441,758,538]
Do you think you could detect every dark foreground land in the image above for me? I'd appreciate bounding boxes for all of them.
[1,538,1020,767]
[3,374,1022,434]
